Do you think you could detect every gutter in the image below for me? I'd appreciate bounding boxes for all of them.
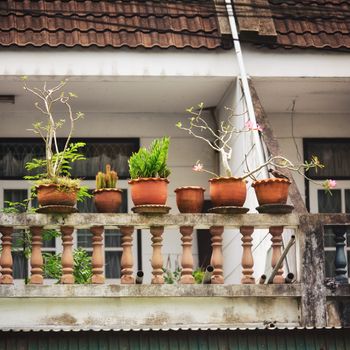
[224,0,268,178]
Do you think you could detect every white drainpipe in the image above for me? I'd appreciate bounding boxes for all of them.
[224,0,268,178]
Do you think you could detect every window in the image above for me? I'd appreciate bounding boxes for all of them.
[0,138,138,283]
[305,139,350,281]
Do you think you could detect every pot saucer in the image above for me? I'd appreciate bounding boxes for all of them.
[256,204,294,214]
[208,206,249,214]
[132,205,171,214]
[36,205,79,214]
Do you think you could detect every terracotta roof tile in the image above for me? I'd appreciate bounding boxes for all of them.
[0,0,230,49]
[235,0,350,50]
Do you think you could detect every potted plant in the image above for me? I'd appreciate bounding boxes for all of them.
[174,186,205,213]
[22,77,90,211]
[176,103,255,208]
[93,164,122,213]
[177,103,336,208]
[128,137,171,206]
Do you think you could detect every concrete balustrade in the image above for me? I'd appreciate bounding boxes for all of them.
[0,213,347,289]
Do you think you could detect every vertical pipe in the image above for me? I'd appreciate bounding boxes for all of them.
[224,0,268,178]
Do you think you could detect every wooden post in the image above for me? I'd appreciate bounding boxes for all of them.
[210,226,224,284]
[120,226,134,284]
[0,226,13,284]
[269,226,284,284]
[240,226,255,284]
[333,225,348,284]
[150,226,164,284]
[90,226,105,284]
[30,226,44,284]
[60,226,74,284]
[180,226,195,284]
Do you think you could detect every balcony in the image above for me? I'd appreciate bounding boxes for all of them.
[0,212,349,331]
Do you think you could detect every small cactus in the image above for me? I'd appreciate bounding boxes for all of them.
[95,165,118,190]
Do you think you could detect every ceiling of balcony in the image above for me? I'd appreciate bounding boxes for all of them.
[253,78,350,116]
[0,77,233,114]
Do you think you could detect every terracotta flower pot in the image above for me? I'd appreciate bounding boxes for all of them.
[128,178,169,206]
[36,184,78,207]
[174,186,205,213]
[93,188,123,213]
[252,178,291,205]
[209,177,247,207]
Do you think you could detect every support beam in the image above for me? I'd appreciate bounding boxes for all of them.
[249,81,307,214]
[299,215,327,327]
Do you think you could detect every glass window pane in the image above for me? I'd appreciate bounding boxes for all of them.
[4,189,28,212]
[77,193,94,213]
[304,140,350,178]
[346,190,350,213]
[69,140,138,179]
[12,251,27,279]
[12,230,26,249]
[77,230,92,248]
[42,229,57,248]
[325,250,336,278]
[0,141,45,178]
[0,138,138,179]
[324,227,336,248]
[105,251,121,279]
[105,230,121,248]
[318,189,341,213]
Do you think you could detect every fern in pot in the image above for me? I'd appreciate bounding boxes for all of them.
[128,137,171,206]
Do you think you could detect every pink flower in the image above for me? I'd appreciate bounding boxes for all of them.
[245,120,254,130]
[328,179,337,188]
[323,179,336,192]
[192,162,203,172]
[245,120,263,132]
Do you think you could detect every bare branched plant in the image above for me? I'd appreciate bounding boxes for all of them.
[177,103,336,193]
[176,102,260,177]
[22,77,85,180]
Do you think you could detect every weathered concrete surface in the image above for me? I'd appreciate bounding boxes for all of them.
[299,216,327,328]
[0,284,301,298]
[0,285,300,331]
[0,213,299,229]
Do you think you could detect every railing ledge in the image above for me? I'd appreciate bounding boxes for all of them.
[0,284,302,298]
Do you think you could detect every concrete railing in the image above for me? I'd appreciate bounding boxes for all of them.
[0,213,349,329]
[0,213,300,285]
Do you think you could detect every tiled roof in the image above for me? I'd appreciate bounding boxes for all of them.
[0,0,231,49]
[235,0,350,50]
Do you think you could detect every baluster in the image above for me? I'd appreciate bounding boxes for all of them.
[30,226,43,284]
[240,226,255,284]
[333,225,348,284]
[0,226,13,284]
[60,226,74,284]
[269,226,284,284]
[210,226,224,284]
[150,226,164,284]
[90,226,105,284]
[120,226,134,284]
[180,226,195,284]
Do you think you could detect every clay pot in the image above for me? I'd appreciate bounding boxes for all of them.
[36,184,78,207]
[93,188,123,213]
[209,177,247,207]
[174,186,205,213]
[252,178,291,205]
[128,178,169,206]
